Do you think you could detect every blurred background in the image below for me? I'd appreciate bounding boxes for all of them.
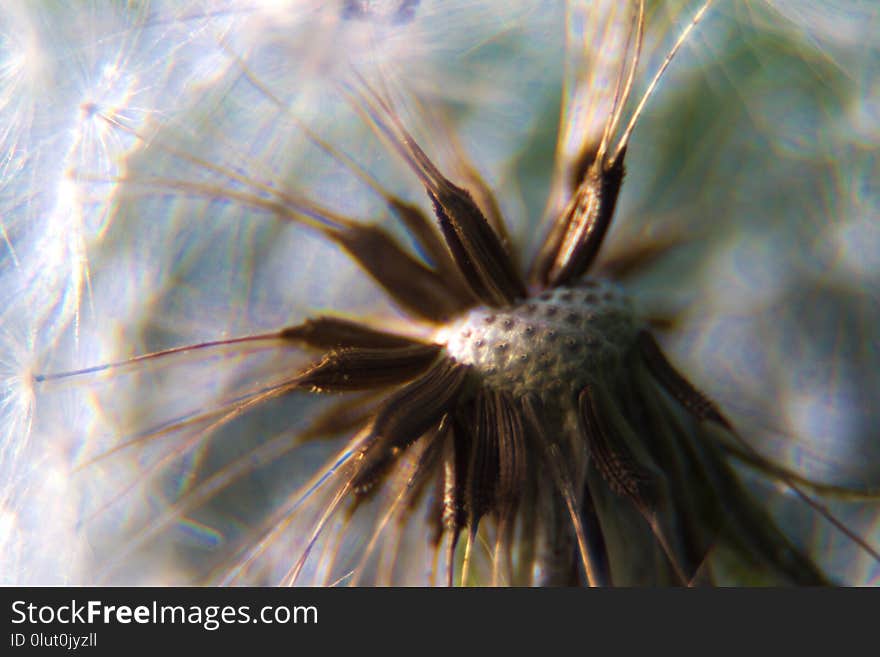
[1,0,877,584]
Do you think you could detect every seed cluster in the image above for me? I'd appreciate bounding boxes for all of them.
[438,280,637,397]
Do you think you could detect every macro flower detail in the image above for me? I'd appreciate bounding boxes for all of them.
[6,0,880,586]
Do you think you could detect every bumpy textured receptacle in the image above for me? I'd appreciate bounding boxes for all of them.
[438,280,637,398]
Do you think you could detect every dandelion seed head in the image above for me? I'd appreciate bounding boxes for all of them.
[0,3,48,150]
[0,318,42,531]
[439,281,636,398]
[5,0,879,586]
